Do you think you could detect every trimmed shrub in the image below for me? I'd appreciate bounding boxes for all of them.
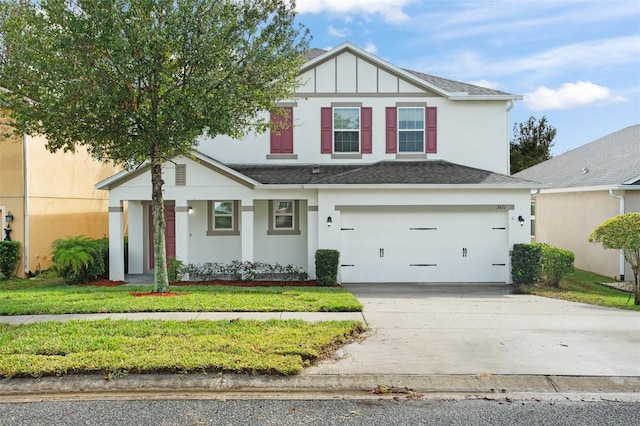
[0,240,21,279]
[315,249,339,286]
[538,243,574,287]
[512,243,542,284]
[51,236,107,284]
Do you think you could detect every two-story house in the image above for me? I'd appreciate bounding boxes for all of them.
[98,42,541,284]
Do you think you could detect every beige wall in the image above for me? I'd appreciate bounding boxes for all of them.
[1,123,121,276]
[534,190,638,280]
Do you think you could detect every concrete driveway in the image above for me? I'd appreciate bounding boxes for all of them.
[306,283,640,377]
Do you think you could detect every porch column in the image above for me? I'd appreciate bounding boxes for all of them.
[108,200,125,281]
[127,201,144,274]
[241,203,254,262]
[175,204,190,266]
[307,205,319,279]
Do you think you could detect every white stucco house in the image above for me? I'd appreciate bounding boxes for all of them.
[98,42,541,284]
[515,124,640,281]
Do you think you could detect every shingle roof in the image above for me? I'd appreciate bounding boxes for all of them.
[514,124,640,188]
[228,161,539,186]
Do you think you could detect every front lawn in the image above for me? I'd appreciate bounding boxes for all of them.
[0,277,363,315]
[518,269,640,311]
[0,319,364,378]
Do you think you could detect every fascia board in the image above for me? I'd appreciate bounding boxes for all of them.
[302,183,547,190]
[448,94,524,101]
[536,184,640,194]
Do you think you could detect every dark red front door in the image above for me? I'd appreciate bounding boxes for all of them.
[149,204,176,269]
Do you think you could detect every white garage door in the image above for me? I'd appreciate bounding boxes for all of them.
[340,209,508,283]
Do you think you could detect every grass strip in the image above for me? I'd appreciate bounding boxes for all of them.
[517,269,639,311]
[0,279,362,315]
[0,319,364,378]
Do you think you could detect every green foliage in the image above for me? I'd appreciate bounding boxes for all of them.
[0,0,310,293]
[510,115,557,174]
[315,250,340,286]
[511,243,542,284]
[167,258,184,282]
[0,319,364,378]
[538,243,575,288]
[0,282,363,315]
[0,240,21,279]
[179,261,307,282]
[589,212,640,304]
[51,236,107,285]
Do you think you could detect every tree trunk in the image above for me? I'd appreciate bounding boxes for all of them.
[634,270,639,306]
[151,148,169,293]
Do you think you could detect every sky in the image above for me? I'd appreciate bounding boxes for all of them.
[294,0,640,156]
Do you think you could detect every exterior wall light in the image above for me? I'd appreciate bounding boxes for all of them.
[5,213,13,223]
[518,215,525,227]
[4,212,14,241]
[188,206,193,214]
[326,216,332,227]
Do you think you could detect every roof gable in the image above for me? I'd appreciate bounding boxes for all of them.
[514,124,640,189]
[299,42,520,100]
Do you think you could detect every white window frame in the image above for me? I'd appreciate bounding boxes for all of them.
[207,200,240,236]
[267,200,301,235]
[398,106,425,153]
[333,107,361,153]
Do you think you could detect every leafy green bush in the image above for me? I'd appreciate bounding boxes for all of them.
[315,249,339,286]
[512,243,542,284]
[0,241,21,279]
[168,258,184,282]
[538,243,575,287]
[51,236,107,284]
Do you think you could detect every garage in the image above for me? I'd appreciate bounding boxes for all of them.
[339,206,509,283]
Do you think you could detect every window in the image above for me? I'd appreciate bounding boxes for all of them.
[398,107,424,152]
[268,200,300,235]
[333,107,360,152]
[530,201,536,239]
[207,201,240,236]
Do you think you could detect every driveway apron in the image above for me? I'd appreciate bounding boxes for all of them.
[305,283,640,377]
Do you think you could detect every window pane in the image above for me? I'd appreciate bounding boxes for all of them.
[334,108,359,130]
[214,216,232,229]
[399,108,424,130]
[399,131,424,152]
[334,131,359,152]
[214,201,233,215]
[275,215,293,228]
[276,201,293,214]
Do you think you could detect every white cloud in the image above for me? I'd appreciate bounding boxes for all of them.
[363,41,378,54]
[524,81,627,111]
[296,0,416,23]
[328,25,349,37]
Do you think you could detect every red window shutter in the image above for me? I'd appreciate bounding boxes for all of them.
[361,107,372,154]
[321,107,333,154]
[385,107,397,153]
[426,107,437,153]
[270,108,293,154]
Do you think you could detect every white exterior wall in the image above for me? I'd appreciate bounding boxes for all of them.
[197,51,510,175]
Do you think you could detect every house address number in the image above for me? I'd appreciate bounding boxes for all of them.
[496,205,508,210]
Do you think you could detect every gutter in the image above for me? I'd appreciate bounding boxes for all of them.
[608,189,626,280]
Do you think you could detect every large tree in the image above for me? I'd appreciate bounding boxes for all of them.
[0,0,309,292]
[510,115,556,174]
[589,213,640,305]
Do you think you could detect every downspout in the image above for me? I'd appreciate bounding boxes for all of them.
[506,100,515,174]
[608,189,625,280]
[22,133,30,276]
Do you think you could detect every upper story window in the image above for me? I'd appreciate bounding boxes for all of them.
[321,106,372,156]
[398,107,425,153]
[333,107,360,153]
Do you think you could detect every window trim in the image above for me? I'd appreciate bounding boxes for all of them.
[207,200,240,236]
[397,106,425,153]
[333,106,361,154]
[267,200,301,235]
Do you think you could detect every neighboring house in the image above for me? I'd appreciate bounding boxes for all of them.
[0,117,121,277]
[514,124,640,281]
[98,42,541,284]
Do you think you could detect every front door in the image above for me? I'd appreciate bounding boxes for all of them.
[148,204,176,269]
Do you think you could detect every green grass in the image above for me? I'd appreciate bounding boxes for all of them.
[0,319,364,378]
[518,269,639,311]
[0,277,363,315]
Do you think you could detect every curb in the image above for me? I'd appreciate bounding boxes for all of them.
[1,374,638,401]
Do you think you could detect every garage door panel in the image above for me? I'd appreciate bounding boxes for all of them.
[340,210,508,283]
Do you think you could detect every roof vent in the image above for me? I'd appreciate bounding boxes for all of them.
[311,164,320,174]
[582,166,590,175]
